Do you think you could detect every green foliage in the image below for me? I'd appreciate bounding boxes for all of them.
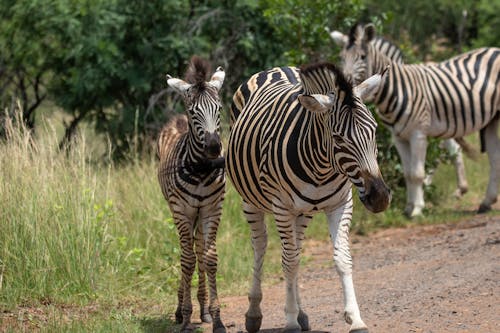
[260,0,365,64]
[471,0,500,48]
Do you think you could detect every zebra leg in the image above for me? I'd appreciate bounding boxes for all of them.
[175,215,196,333]
[393,135,415,216]
[199,202,226,333]
[276,210,302,333]
[175,277,184,324]
[194,221,211,323]
[407,131,428,217]
[327,197,368,333]
[443,139,469,197]
[478,116,500,213]
[244,202,267,333]
[295,215,312,331]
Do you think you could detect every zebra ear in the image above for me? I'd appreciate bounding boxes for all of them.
[328,29,348,47]
[166,75,192,95]
[208,66,225,91]
[363,23,376,43]
[298,94,335,113]
[354,66,389,101]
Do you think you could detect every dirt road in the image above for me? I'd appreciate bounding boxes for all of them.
[212,214,499,333]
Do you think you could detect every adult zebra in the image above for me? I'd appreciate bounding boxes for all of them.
[227,62,391,333]
[328,26,471,200]
[158,56,226,333]
[337,23,500,217]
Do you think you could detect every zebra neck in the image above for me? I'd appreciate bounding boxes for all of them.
[183,134,206,166]
[369,44,393,78]
[297,113,337,179]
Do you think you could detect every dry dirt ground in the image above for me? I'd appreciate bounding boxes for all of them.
[202,214,499,333]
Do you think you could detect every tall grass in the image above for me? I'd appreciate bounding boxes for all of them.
[0,109,178,310]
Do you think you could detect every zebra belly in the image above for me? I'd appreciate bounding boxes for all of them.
[258,172,353,214]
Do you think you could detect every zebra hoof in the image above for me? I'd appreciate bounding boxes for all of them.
[349,329,369,333]
[180,323,195,333]
[453,187,468,198]
[213,320,226,333]
[245,313,262,333]
[201,312,212,323]
[477,204,491,214]
[283,326,301,333]
[175,307,183,324]
[298,310,311,331]
[213,328,226,333]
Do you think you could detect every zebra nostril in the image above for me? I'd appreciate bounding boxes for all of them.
[204,132,221,159]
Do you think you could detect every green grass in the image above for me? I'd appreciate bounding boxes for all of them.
[0,112,497,331]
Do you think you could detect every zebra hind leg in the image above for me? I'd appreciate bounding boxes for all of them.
[478,115,500,213]
[442,139,469,197]
[199,205,226,333]
[194,223,212,323]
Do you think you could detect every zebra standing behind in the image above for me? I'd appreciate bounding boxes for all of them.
[337,23,500,217]
[328,26,471,200]
[227,62,391,333]
[158,56,226,333]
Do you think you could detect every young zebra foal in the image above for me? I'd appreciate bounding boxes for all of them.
[158,56,226,333]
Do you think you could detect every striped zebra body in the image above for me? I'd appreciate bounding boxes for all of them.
[330,27,471,200]
[371,36,404,64]
[227,63,390,332]
[158,56,226,333]
[339,23,500,216]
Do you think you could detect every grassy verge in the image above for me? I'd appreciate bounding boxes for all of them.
[0,113,497,331]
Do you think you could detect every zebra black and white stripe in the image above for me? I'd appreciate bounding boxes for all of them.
[338,23,500,216]
[158,56,226,333]
[227,62,391,332]
[329,26,471,203]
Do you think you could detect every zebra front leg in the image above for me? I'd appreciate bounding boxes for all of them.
[176,215,197,333]
[194,221,211,323]
[200,203,226,333]
[295,214,313,331]
[244,202,267,333]
[327,197,368,333]
[443,139,468,197]
[274,208,302,333]
[393,135,415,216]
[407,131,428,217]
[478,116,500,213]
[175,276,184,324]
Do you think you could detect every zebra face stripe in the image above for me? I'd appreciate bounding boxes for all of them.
[185,86,223,159]
[328,96,390,212]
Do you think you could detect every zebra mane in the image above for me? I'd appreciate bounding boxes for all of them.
[184,55,212,92]
[347,22,377,49]
[299,62,355,107]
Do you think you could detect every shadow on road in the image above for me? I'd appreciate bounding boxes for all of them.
[258,328,329,333]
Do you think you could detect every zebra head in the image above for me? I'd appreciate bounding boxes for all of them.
[336,23,377,86]
[167,56,225,160]
[298,63,391,213]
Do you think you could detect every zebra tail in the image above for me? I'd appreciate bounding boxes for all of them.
[455,137,480,160]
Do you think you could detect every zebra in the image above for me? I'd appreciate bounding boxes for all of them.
[328,26,471,199]
[335,23,500,217]
[227,62,391,333]
[158,56,226,333]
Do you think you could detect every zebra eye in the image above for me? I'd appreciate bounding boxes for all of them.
[360,54,366,60]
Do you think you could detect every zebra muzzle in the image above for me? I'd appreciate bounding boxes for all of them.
[204,131,222,159]
[359,171,391,213]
